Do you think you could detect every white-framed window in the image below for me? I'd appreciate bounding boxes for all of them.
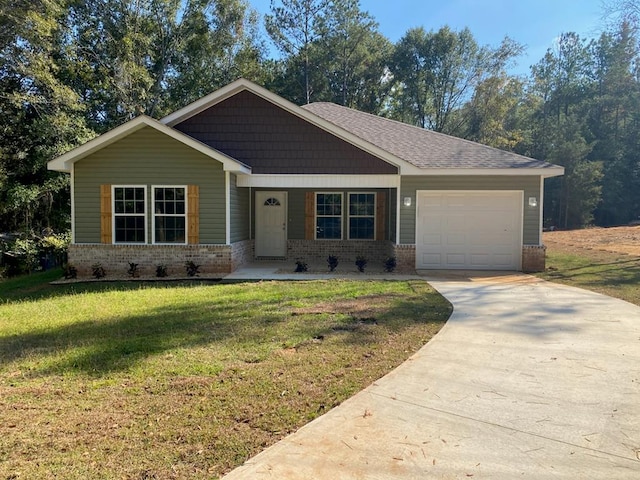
[315,192,343,240]
[348,192,376,240]
[112,186,147,244]
[152,185,187,244]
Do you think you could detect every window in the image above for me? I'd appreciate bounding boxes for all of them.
[113,186,147,243]
[153,186,186,244]
[264,197,281,206]
[316,193,343,239]
[348,193,376,240]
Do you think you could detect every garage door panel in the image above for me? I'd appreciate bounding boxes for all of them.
[446,253,466,266]
[445,214,467,229]
[420,253,443,267]
[416,191,522,270]
[422,233,442,246]
[470,254,490,267]
[446,234,466,246]
[493,254,515,267]
[444,195,466,208]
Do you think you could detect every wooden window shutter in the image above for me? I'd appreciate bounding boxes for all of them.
[305,192,315,240]
[100,184,112,243]
[187,185,200,244]
[376,191,386,241]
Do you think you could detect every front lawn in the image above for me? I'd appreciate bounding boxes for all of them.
[0,272,451,479]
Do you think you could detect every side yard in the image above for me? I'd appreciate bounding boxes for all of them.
[541,226,640,306]
[0,273,451,479]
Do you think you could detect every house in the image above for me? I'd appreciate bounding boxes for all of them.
[47,78,563,276]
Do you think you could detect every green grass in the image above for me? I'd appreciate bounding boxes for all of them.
[538,249,640,306]
[0,272,451,479]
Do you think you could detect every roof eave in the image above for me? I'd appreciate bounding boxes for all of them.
[401,166,565,176]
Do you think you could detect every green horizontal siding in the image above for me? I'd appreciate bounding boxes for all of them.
[230,174,250,242]
[74,126,226,244]
[400,176,541,245]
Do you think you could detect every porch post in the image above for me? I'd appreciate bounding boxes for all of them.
[225,171,231,245]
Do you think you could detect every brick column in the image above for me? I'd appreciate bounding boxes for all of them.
[522,245,546,272]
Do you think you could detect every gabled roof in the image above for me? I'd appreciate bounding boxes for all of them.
[48,115,250,174]
[160,78,413,172]
[303,102,564,177]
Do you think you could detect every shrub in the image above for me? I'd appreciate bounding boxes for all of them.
[11,238,39,274]
[327,255,339,272]
[384,256,397,273]
[127,262,140,278]
[63,264,78,279]
[294,259,308,272]
[40,233,70,265]
[355,256,367,273]
[185,261,200,277]
[156,264,168,278]
[92,263,106,279]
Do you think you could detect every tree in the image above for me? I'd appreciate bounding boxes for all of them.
[68,0,264,128]
[544,117,602,228]
[588,22,640,225]
[265,0,329,103]
[0,0,93,233]
[0,0,264,233]
[312,0,390,110]
[389,26,522,133]
[529,33,603,228]
[463,75,526,149]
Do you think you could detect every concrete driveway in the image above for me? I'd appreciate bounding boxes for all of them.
[222,274,640,479]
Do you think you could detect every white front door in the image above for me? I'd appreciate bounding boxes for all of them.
[255,191,287,257]
[415,191,523,270]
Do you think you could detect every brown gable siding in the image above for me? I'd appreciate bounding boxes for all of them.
[174,90,398,175]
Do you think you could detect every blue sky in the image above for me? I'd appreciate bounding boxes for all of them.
[248,0,605,75]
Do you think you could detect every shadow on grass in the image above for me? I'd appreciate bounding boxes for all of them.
[1,280,449,377]
[543,255,640,286]
[0,269,224,304]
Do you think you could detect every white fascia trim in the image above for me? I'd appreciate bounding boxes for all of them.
[539,176,545,246]
[162,79,257,126]
[70,167,76,243]
[237,174,400,189]
[47,115,250,174]
[225,172,231,245]
[160,78,408,173]
[401,167,566,177]
[396,187,401,246]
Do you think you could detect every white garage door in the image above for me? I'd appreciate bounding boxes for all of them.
[416,191,523,270]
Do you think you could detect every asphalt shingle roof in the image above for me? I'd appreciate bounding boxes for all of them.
[302,102,558,170]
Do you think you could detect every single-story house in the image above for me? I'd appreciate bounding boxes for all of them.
[48,78,563,276]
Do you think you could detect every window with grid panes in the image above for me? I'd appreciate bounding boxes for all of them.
[348,193,375,240]
[153,186,186,243]
[113,186,146,243]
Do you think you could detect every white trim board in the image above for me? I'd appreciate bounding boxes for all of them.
[237,174,401,189]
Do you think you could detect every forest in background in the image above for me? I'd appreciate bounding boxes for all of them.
[1,0,640,237]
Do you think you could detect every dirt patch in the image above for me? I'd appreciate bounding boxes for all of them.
[544,226,640,257]
[291,294,400,318]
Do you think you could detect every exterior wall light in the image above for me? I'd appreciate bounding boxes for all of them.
[528,197,538,208]
[403,197,412,207]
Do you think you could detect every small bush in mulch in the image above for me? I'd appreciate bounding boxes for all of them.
[355,256,367,273]
[327,255,339,272]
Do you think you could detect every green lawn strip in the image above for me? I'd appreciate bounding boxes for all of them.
[0,268,65,301]
[538,248,640,306]
[0,278,451,479]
